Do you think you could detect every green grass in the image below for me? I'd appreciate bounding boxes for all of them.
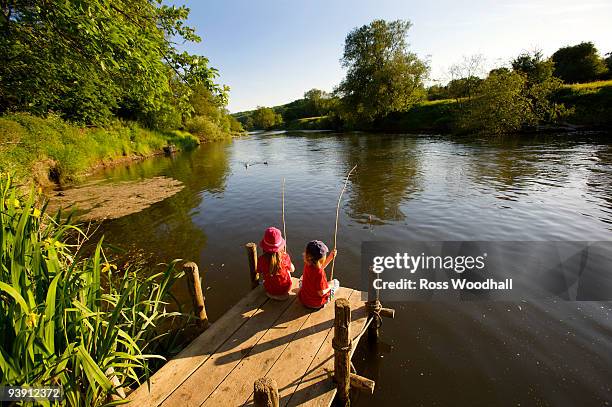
[554,80,612,127]
[563,80,612,91]
[376,98,460,132]
[283,116,334,130]
[0,175,191,405]
[0,113,200,186]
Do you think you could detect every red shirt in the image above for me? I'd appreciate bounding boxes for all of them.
[257,252,292,296]
[298,263,329,308]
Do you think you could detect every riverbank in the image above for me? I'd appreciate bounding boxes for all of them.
[260,80,612,134]
[0,113,202,187]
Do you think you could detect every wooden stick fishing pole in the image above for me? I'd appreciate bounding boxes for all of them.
[282,177,287,249]
[330,164,357,281]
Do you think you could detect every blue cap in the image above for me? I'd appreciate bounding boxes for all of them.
[306,240,329,261]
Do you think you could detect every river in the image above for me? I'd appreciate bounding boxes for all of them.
[76,131,611,406]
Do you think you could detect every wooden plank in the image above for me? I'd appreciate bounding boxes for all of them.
[128,285,271,406]
[161,285,300,407]
[202,291,314,406]
[285,295,368,407]
[242,288,356,407]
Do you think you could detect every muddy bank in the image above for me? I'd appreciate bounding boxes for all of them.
[48,176,184,221]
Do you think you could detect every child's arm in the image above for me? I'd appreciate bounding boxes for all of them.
[321,249,337,270]
[318,287,332,296]
[290,263,295,273]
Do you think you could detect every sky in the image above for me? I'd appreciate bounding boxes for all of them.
[172,0,612,113]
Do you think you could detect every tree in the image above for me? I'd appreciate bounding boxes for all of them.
[511,50,566,123]
[337,19,428,125]
[251,107,283,130]
[426,84,449,101]
[459,71,532,134]
[551,42,608,83]
[459,69,567,135]
[303,88,330,117]
[605,53,612,77]
[446,77,483,100]
[0,1,222,127]
[512,50,554,84]
[448,55,486,101]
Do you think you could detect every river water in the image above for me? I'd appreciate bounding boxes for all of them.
[83,132,611,406]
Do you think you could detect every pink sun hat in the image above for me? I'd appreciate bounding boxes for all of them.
[260,227,285,253]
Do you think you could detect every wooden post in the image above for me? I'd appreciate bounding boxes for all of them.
[366,267,396,342]
[253,377,279,407]
[246,242,259,289]
[367,266,380,342]
[350,373,375,394]
[333,298,351,406]
[184,262,209,329]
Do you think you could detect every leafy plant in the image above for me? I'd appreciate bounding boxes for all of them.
[0,174,189,405]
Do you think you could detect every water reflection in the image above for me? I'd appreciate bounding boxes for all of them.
[343,135,423,224]
[96,141,232,265]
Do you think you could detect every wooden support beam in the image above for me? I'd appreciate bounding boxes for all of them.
[380,307,395,319]
[350,373,375,394]
[333,298,352,406]
[184,262,209,329]
[246,242,259,289]
[366,266,380,342]
[253,377,279,407]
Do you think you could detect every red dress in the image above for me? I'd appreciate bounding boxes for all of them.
[257,252,293,296]
[298,263,329,308]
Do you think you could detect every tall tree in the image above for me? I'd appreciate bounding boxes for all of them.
[512,50,554,84]
[251,106,283,130]
[551,42,608,83]
[0,0,222,127]
[337,19,428,125]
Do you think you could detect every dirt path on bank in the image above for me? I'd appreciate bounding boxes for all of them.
[48,176,184,221]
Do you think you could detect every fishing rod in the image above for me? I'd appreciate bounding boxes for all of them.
[330,164,357,281]
[282,177,287,250]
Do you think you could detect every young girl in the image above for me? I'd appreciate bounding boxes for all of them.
[257,227,295,300]
[298,240,340,309]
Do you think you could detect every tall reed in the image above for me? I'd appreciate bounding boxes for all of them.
[0,173,188,405]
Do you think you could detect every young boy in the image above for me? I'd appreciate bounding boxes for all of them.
[298,240,340,309]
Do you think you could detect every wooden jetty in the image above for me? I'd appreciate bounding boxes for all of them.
[127,243,394,406]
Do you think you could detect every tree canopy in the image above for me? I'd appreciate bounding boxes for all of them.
[512,51,554,85]
[337,19,428,125]
[0,0,224,127]
[551,42,608,83]
[251,107,283,130]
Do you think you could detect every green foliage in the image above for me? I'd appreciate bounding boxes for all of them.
[250,107,283,130]
[337,19,429,125]
[446,76,483,100]
[0,175,190,405]
[512,50,555,84]
[458,69,569,135]
[554,81,612,126]
[378,99,459,132]
[283,116,335,131]
[551,42,608,83]
[0,114,199,185]
[458,70,534,135]
[184,85,241,140]
[426,84,448,101]
[0,0,222,127]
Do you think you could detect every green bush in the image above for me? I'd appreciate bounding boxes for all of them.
[185,115,229,141]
